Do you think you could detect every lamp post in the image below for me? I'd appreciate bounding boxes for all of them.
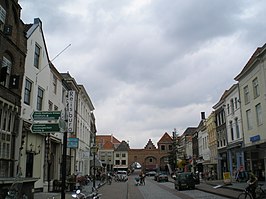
[91,144,98,189]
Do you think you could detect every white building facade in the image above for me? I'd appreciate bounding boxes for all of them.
[21,18,68,190]
[235,44,266,181]
[224,83,244,177]
[76,85,94,175]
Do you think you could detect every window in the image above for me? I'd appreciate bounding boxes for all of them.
[121,160,126,165]
[244,86,250,104]
[246,109,252,130]
[115,160,120,165]
[24,79,32,105]
[234,98,238,109]
[149,158,153,163]
[52,74,57,94]
[235,118,240,139]
[252,78,259,98]
[34,44,41,68]
[0,5,6,30]
[169,145,172,150]
[0,133,11,159]
[48,100,53,111]
[0,56,11,88]
[255,103,262,126]
[116,153,119,158]
[161,145,165,151]
[36,87,44,110]
[227,104,230,115]
[62,88,66,103]
[230,121,234,141]
[122,153,126,158]
[230,99,234,114]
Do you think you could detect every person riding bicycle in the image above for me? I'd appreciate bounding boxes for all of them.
[247,173,258,199]
[107,172,112,184]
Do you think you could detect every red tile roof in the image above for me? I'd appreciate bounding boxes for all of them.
[157,132,173,144]
[96,135,120,145]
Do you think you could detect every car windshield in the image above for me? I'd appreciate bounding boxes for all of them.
[179,173,193,180]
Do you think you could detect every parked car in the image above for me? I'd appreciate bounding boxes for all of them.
[145,171,156,176]
[157,173,168,182]
[116,170,128,181]
[174,172,195,190]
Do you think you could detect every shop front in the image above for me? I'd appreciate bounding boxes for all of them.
[245,143,266,181]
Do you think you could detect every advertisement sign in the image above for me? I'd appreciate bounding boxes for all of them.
[67,90,75,133]
[223,172,232,184]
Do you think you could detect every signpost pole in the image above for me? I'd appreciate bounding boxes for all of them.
[61,130,67,199]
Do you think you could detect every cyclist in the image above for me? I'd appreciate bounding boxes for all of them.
[247,173,258,199]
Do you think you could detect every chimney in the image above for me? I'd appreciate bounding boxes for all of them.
[201,112,205,120]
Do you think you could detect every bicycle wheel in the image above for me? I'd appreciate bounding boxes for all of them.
[238,192,253,199]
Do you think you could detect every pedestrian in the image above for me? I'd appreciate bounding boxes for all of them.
[139,171,145,185]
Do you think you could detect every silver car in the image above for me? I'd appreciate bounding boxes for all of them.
[116,170,128,181]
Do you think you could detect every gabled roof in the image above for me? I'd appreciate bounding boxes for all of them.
[102,140,114,150]
[144,139,156,150]
[157,132,173,144]
[115,140,130,151]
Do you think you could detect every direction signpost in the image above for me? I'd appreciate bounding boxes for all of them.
[31,123,60,133]
[32,111,61,121]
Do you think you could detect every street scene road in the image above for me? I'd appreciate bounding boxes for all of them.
[98,171,231,199]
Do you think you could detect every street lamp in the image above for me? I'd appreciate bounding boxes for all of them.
[91,144,98,189]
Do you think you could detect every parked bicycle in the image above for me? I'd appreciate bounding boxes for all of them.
[5,181,28,199]
[71,187,102,199]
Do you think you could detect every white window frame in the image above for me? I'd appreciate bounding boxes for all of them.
[253,77,260,99]
[255,103,262,126]
[244,86,250,104]
[246,109,252,130]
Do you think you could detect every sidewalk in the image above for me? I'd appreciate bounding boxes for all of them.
[196,179,266,199]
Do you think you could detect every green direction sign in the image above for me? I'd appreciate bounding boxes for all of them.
[31,123,60,133]
[32,111,61,121]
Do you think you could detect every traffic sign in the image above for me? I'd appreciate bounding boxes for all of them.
[31,123,60,133]
[32,111,61,121]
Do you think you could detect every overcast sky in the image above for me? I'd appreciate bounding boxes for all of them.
[20,0,266,148]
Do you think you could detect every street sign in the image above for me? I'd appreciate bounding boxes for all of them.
[32,111,61,121]
[31,123,60,133]
[67,138,79,148]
